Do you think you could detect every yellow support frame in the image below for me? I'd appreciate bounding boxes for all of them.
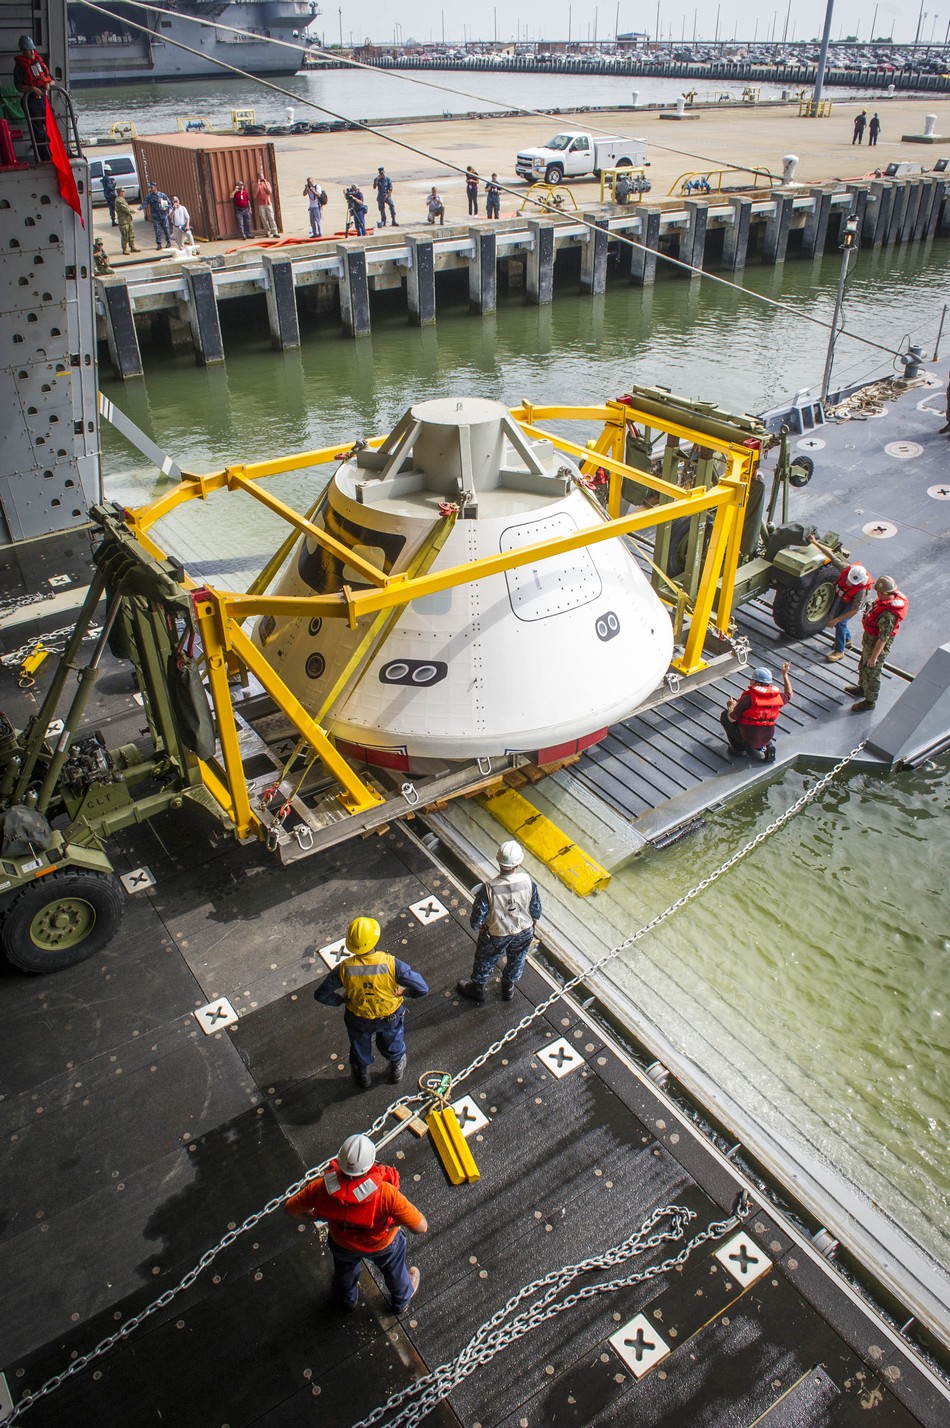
[122,397,762,829]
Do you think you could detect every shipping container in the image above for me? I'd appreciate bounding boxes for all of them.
[131,133,281,241]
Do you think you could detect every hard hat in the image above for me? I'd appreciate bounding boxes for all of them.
[337,1134,376,1178]
[875,574,896,594]
[345,915,380,955]
[497,840,524,870]
[752,666,773,685]
[18,35,35,52]
[104,164,112,173]
[846,564,868,586]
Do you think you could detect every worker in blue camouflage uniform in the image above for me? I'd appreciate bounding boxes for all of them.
[457,840,541,1004]
[314,916,428,1089]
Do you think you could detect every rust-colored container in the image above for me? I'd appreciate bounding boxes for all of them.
[132,133,281,241]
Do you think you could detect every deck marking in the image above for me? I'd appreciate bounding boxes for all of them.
[450,1094,490,1137]
[861,519,897,538]
[120,867,155,894]
[884,441,923,459]
[537,1037,584,1078]
[0,1371,12,1418]
[714,1231,772,1288]
[195,996,239,1034]
[318,937,349,969]
[609,1313,671,1377]
[47,574,71,588]
[927,484,950,500]
[45,720,64,738]
[795,437,825,451]
[408,895,449,925]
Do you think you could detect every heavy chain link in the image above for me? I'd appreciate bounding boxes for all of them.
[351,1203,740,1428]
[2,743,863,1425]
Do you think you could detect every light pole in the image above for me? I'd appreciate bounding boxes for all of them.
[870,2,878,40]
[568,5,572,44]
[913,0,926,46]
[813,0,835,103]
[337,7,342,46]
[693,8,698,42]
[821,214,860,402]
[782,0,792,43]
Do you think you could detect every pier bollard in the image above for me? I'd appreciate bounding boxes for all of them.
[337,243,370,337]
[869,181,895,247]
[801,188,832,258]
[406,233,436,325]
[722,197,752,272]
[262,254,300,350]
[182,265,224,365]
[526,218,555,304]
[469,227,497,313]
[100,279,143,380]
[683,199,709,273]
[580,213,610,295]
[762,194,794,264]
[630,206,662,285]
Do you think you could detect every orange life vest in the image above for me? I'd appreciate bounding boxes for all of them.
[15,51,52,89]
[310,1160,400,1234]
[862,592,908,640]
[739,684,784,727]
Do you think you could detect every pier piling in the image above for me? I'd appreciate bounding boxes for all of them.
[406,234,436,325]
[469,228,497,313]
[630,207,662,285]
[722,196,752,271]
[762,194,794,264]
[802,188,833,257]
[527,219,555,304]
[580,214,609,295]
[100,279,143,380]
[683,199,709,272]
[338,244,371,336]
[262,255,300,351]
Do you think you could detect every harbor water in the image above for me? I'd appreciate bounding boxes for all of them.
[99,230,950,1273]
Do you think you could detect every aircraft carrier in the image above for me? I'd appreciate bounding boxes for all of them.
[66,0,317,85]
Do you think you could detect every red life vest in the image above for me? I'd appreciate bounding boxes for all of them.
[310,1160,400,1234]
[739,684,784,727]
[863,591,908,640]
[15,51,52,89]
[835,565,873,604]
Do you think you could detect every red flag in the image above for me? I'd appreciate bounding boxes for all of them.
[45,96,84,226]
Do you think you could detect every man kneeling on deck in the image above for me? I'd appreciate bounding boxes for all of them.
[721,662,793,763]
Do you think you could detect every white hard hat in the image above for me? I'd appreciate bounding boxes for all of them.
[497,840,524,870]
[846,564,868,586]
[337,1134,376,1177]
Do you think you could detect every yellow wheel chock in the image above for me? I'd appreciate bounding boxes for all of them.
[426,1105,480,1186]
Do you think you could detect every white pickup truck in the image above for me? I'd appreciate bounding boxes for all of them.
[515,131,648,185]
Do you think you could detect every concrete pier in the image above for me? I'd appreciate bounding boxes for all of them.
[94,171,950,375]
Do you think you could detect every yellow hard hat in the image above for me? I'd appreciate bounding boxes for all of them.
[345,916,380,955]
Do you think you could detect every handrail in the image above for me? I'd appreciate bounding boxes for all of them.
[19,82,84,163]
[668,166,779,196]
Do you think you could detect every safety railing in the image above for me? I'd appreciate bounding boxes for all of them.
[668,166,780,195]
[19,82,83,164]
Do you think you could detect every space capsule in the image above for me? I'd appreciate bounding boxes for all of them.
[252,398,673,771]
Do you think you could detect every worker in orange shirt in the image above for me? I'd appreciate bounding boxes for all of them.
[286,1133,427,1313]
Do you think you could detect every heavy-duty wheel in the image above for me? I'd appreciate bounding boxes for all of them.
[544,164,564,185]
[1,869,125,973]
[789,454,814,488]
[617,157,633,167]
[772,569,838,638]
[663,516,711,579]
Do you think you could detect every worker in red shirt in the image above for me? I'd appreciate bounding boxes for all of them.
[721,662,793,762]
[286,1133,427,1313]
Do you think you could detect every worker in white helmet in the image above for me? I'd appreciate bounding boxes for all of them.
[809,535,874,662]
[457,840,541,1005]
[285,1133,428,1314]
[314,915,428,1089]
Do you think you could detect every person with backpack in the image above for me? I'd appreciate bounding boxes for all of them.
[373,167,397,226]
[140,182,172,249]
[303,177,327,237]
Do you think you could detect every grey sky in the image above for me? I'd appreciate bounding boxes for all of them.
[316,3,941,49]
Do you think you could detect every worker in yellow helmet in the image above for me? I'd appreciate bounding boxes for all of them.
[314,916,429,1089]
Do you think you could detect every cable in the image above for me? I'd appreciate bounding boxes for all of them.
[0,739,867,1426]
[77,1,905,363]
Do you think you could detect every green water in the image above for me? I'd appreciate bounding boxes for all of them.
[99,239,950,1272]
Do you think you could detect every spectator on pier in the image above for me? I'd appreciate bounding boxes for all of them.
[808,536,874,662]
[721,663,793,763]
[852,110,868,145]
[465,165,479,215]
[868,112,881,146]
[141,182,172,249]
[92,238,113,276]
[102,165,118,226]
[303,178,326,237]
[254,170,279,238]
[426,186,445,225]
[373,167,397,226]
[232,179,252,238]
[344,183,367,236]
[485,172,501,219]
[115,187,138,253]
[847,576,908,712]
[940,367,950,434]
[285,1134,427,1314]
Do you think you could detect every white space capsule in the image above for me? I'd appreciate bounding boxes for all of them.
[252,398,673,771]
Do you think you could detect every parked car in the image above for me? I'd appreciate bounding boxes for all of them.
[88,153,141,205]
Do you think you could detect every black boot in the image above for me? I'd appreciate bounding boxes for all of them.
[351,1063,371,1089]
[457,979,486,1003]
[500,981,515,1001]
[390,1054,407,1083]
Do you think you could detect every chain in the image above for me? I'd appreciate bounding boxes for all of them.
[2,624,100,669]
[351,1203,740,1428]
[2,745,863,1425]
[451,741,866,1091]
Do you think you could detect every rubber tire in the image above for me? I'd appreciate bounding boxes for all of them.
[772,569,838,638]
[617,157,633,167]
[664,515,711,578]
[544,165,564,185]
[1,869,125,973]
[789,454,814,488]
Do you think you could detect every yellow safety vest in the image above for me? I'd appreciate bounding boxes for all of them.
[340,949,403,1020]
